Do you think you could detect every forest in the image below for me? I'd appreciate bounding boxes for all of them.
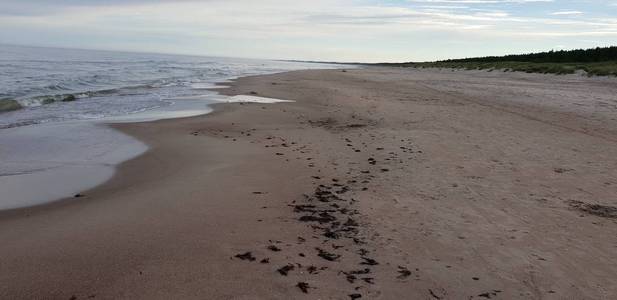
[379,46,617,76]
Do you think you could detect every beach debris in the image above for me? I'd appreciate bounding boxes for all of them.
[299,212,336,223]
[342,269,373,286]
[296,282,310,293]
[324,228,340,239]
[335,186,350,194]
[345,273,357,283]
[316,248,340,261]
[397,266,411,279]
[349,268,371,275]
[308,117,337,128]
[428,288,448,299]
[360,257,379,266]
[293,204,317,213]
[260,258,270,264]
[568,200,617,218]
[74,193,84,198]
[262,170,380,297]
[343,217,358,227]
[429,288,445,299]
[553,167,573,173]
[267,245,281,252]
[277,264,295,276]
[361,277,374,284]
[234,252,256,261]
[478,290,502,299]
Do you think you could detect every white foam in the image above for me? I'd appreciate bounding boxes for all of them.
[207,85,230,89]
[223,95,293,103]
[102,97,215,123]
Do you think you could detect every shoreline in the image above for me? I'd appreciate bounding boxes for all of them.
[0,120,148,212]
[0,74,300,213]
[0,96,283,218]
[2,67,617,299]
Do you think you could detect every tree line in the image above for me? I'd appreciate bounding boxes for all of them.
[440,46,617,63]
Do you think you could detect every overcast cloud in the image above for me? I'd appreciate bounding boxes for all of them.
[0,0,615,62]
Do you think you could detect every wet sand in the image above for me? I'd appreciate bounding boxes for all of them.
[1,67,617,299]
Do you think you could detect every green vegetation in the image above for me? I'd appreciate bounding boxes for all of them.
[405,61,617,76]
[0,99,23,112]
[378,46,617,76]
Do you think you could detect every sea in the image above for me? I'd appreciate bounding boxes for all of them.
[0,44,339,210]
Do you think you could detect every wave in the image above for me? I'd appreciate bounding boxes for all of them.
[0,44,341,132]
[0,99,23,112]
[14,83,164,108]
[0,120,38,129]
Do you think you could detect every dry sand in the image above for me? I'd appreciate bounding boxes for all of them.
[1,67,617,299]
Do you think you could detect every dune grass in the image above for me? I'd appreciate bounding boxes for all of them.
[376,46,617,77]
[397,61,617,76]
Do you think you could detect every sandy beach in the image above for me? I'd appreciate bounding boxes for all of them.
[2,67,617,299]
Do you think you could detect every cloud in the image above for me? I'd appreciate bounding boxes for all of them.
[0,0,199,15]
[0,0,615,61]
[419,5,470,9]
[551,11,583,15]
[408,0,553,3]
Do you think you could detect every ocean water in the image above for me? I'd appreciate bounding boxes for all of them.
[0,44,332,128]
[0,44,338,210]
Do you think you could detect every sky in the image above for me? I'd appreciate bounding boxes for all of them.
[0,0,616,62]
